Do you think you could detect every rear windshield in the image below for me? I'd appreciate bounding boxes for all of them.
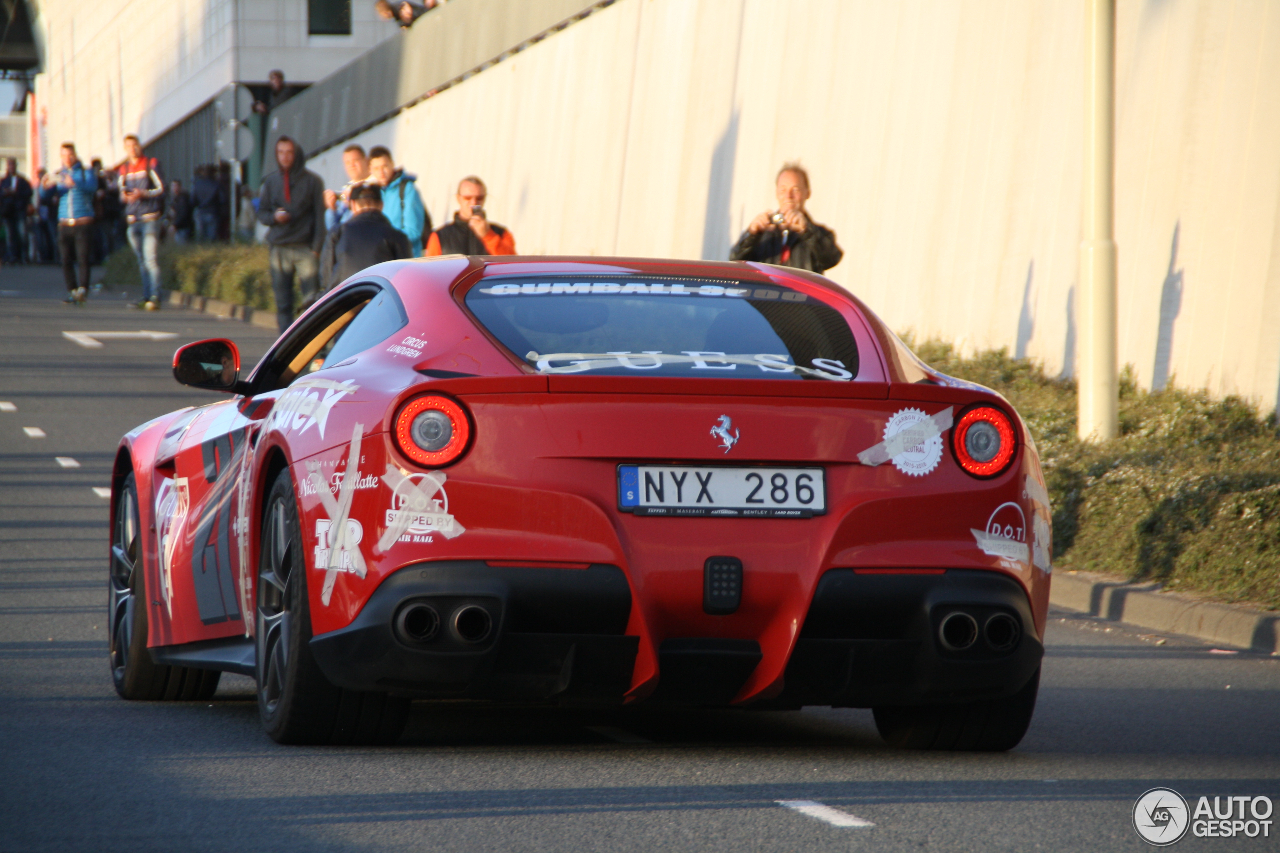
[464,276,860,381]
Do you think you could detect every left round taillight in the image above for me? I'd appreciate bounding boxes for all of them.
[393,395,472,468]
[951,405,1017,478]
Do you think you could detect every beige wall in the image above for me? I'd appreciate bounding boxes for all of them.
[32,0,396,165]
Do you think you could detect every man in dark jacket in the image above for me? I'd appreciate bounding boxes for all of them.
[167,179,195,243]
[191,166,223,241]
[425,175,516,256]
[1,158,33,264]
[257,136,326,333]
[320,183,412,290]
[730,163,843,274]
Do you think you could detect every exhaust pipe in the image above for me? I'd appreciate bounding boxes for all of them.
[452,605,493,644]
[938,611,979,651]
[395,602,441,644]
[984,612,1021,652]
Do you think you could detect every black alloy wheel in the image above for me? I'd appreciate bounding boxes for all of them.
[255,469,408,745]
[109,472,220,700]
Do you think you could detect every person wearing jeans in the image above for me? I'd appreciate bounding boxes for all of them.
[256,136,325,334]
[119,134,165,309]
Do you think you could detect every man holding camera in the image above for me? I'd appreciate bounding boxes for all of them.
[425,175,516,256]
[730,163,842,274]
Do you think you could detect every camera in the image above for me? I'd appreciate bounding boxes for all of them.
[770,212,786,227]
[471,206,485,218]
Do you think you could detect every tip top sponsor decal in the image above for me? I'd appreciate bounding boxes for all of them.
[858,407,952,476]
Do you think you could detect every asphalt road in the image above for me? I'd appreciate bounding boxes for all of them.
[1,264,1278,852]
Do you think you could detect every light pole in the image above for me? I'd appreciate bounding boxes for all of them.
[1079,0,1118,441]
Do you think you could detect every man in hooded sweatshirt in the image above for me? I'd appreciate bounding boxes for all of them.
[367,146,429,256]
[257,136,326,333]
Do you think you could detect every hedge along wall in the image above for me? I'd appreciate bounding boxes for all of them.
[304,0,1280,412]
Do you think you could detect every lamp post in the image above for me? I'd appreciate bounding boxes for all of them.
[1079,0,1118,441]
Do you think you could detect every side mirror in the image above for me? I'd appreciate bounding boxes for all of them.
[173,339,244,393]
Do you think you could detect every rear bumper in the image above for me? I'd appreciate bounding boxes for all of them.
[773,569,1043,708]
[310,563,1041,708]
[309,561,637,702]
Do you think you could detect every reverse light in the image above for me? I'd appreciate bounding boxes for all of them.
[952,405,1016,478]
[394,395,472,467]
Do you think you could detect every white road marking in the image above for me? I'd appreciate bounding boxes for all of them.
[0,402,16,411]
[55,457,80,468]
[777,800,874,828]
[587,726,652,744]
[92,487,112,498]
[62,330,179,349]
[23,427,46,438]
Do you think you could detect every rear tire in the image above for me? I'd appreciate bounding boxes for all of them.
[109,472,221,701]
[255,469,408,745]
[872,666,1040,751]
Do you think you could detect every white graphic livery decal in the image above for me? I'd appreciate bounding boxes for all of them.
[301,470,380,497]
[387,335,429,359]
[527,351,850,380]
[305,423,368,605]
[1032,513,1052,573]
[858,407,953,476]
[710,415,740,453]
[153,476,190,617]
[972,502,1030,565]
[376,467,466,551]
[1024,474,1051,510]
[270,378,359,440]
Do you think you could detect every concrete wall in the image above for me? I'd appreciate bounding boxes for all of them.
[304,0,1280,412]
[31,0,396,165]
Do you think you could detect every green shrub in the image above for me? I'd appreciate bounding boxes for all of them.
[916,340,1280,611]
[102,242,280,311]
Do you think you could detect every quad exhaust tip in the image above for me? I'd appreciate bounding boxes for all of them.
[452,605,493,644]
[984,612,1021,652]
[395,602,441,644]
[938,611,979,651]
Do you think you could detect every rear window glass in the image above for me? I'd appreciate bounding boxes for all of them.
[464,276,860,381]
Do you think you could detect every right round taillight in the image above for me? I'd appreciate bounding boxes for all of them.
[952,405,1016,478]
[393,395,472,468]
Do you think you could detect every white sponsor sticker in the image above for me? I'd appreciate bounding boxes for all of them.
[269,378,359,440]
[858,407,953,476]
[305,424,369,605]
[154,476,190,617]
[1024,474,1051,510]
[972,501,1030,565]
[376,467,465,551]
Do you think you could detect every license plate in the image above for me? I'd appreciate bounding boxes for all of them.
[617,465,826,518]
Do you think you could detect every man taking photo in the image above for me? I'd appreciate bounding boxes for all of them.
[324,144,371,231]
[256,136,326,333]
[425,175,516,256]
[730,163,842,274]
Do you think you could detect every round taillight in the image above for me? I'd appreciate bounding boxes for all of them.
[394,395,472,467]
[952,405,1016,478]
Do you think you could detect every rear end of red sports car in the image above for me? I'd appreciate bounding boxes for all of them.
[296,257,1050,750]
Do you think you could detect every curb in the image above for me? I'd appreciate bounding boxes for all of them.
[164,289,277,331]
[1050,569,1279,654]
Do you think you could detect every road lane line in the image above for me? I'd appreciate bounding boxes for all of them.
[55,457,80,468]
[587,726,652,744]
[23,427,46,438]
[0,402,15,411]
[62,330,179,349]
[92,487,112,498]
[776,800,874,828]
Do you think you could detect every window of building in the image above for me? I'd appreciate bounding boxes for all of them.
[309,0,352,36]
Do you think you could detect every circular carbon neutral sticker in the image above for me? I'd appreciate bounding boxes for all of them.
[883,407,943,477]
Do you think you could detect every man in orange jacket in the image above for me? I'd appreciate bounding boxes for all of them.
[424,175,516,256]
